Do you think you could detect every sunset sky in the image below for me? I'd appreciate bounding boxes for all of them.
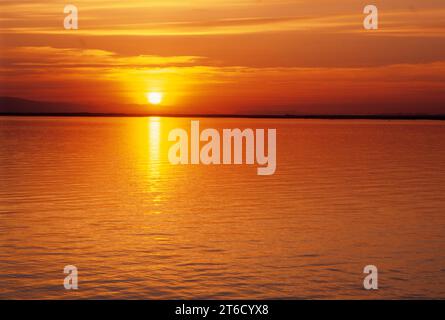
[1,0,444,115]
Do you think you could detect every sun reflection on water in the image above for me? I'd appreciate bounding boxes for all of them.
[148,117,161,164]
[147,117,162,214]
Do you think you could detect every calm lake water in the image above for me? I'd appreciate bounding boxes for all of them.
[0,116,444,299]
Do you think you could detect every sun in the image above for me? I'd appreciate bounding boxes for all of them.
[147,92,163,105]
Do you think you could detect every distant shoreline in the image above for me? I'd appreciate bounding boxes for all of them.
[1,113,445,121]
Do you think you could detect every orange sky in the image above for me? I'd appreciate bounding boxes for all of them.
[1,0,445,115]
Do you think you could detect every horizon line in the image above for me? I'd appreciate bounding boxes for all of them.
[1,112,445,121]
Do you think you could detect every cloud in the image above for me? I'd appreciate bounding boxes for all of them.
[1,45,444,115]
[1,1,445,114]
[0,46,203,70]
[2,0,444,36]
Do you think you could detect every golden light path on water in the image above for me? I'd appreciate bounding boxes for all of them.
[148,117,161,170]
[148,117,162,214]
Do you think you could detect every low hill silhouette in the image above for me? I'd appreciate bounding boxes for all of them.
[1,97,444,120]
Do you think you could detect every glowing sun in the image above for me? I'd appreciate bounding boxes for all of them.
[147,92,163,105]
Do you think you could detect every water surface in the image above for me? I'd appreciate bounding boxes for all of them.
[0,117,444,299]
